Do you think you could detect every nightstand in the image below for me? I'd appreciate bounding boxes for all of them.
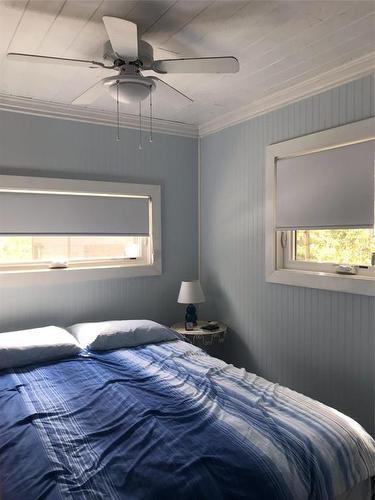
[170,321,227,347]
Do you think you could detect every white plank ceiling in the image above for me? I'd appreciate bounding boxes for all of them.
[0,0,374,126]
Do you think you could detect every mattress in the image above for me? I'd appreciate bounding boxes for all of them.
[0,339,374,499]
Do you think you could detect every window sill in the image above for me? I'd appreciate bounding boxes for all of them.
[0,261,162,287]
[266,268,375,296]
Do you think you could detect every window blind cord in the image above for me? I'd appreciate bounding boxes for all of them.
[139,101,142,150]
[116,80,120,142]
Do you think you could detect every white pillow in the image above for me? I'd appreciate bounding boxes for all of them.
[0,326,81,371]
[68,319,178,351]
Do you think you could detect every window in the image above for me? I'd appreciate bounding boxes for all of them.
[265,118,375,296]
[280,228,375,278]
[0,236,151,271]
[294,228,374,267]
[0,175,161,283]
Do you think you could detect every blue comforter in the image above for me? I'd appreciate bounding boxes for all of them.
[0,340,374,499]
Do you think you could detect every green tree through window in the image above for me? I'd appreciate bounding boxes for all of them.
[295,228,375,266]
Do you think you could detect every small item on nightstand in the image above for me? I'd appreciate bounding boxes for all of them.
[201,322,219,331]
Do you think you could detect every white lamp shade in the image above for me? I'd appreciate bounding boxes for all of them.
[177,281,205,304]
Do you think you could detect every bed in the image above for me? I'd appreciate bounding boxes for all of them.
[0,336,374,499]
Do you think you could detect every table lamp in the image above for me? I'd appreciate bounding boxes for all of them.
[177,280,205,329]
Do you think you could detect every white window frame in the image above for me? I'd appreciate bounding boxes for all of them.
[0,175,161,286]
[265,118,375,296]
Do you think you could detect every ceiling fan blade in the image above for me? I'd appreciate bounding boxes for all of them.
[152,56,239,74]
[102,16,138,61]
[7,52,107,68]
[150,77,193,106]
[72,80,106,105]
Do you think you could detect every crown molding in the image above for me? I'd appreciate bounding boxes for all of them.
[0,93,199,138]
[199,53,375,137]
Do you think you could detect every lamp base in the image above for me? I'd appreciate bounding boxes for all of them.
[185,303,198,329]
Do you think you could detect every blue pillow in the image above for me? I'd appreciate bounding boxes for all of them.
[67,319,178,351]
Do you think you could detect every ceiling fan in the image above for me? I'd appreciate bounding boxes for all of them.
[7,16,240,107]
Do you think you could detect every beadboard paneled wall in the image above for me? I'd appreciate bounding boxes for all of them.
[0,111,198,332]
[200,75,375,434]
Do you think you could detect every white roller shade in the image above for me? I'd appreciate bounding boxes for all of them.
[0,192,150,235]
[276,140,374,229]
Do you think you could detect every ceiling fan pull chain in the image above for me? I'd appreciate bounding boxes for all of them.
[139,101,142,150]
[149,86,153,143]
[116,80,120,142]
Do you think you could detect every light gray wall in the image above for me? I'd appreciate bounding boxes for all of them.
[200,75,375,435]
[0,111,198,332]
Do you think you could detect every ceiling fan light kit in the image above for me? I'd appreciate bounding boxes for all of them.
[7,15,239,144]
[106,76,155,104]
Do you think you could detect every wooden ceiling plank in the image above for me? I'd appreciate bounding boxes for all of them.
[244,13,375,89]
[26,1,105,101]
[215,38,374,110]
[1,1,106,101]
[160,0,249,57]
[150,1,287,97]
[150,0,249,97]
[1,0,68,98]
[8,0,66,53]
[238,2,374,76]
[240,0,372,53]
[191,26,374,119]
[170,0,373,100]
[264,41,375,95]
[141,0,214,50]
[236,1,347,62]
[208,6,374,100]
[38,0,103,56]
[253,48,374,110]
[173,1,298,57]
[0,0,28,53]
[123,0,176,36]
[187,1,315,90]
[190,0,373,99]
